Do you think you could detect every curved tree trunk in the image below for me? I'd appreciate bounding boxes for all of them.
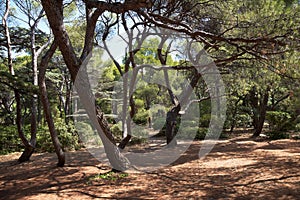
[16,90,35,163]
[75,65,130,171]
[2,0,35,162]
[39,41,65,167]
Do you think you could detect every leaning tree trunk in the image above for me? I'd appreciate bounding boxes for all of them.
[2,0,35,162]
[41,0,136,170]
[39,41,65,167]
[16,91,35,163]
[75,64,130,171]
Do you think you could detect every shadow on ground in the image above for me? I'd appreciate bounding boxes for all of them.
[0,136,299,200]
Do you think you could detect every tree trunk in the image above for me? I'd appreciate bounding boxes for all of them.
[163,69,179,146]
[118,68,138,149]
[16,91,35,162]
[166,105,180,147]
[249,86,259,131]
[75,65,130,171]
[2,0,35,162]
[252,90,269,137]
[41,0,131,170]
[39,41,65,167]
[230,98,242,132]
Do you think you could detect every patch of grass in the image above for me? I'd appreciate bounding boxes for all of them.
[87,171,129,184]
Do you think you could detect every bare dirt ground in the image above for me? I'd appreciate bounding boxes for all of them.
[1,134,300,200]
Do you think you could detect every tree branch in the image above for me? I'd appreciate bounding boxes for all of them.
[84,0,152,14]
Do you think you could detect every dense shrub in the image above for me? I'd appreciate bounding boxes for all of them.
[266,131,290,140]
[182,120,198,127]
[0,125,23,154]
[75,121,102,146]
[199,114,211,127]
[110,122,122,141]
[295,123,300,131]
[266,111,292,131]
[235,114,252,127]
[130,126,148,145]
[152,117,166,130]
[177,126,199,139]
[56,120,80,151]
[133,109,149,125]
[36,119,80,152]
[195,127,209,140]
[224,113,252,130]
[0,119,81,155]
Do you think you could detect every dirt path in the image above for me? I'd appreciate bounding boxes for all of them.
[1,135,299,199]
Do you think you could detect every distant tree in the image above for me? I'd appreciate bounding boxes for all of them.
[1,0,31,161]
[13,0,51,162]
[40,0,299,168]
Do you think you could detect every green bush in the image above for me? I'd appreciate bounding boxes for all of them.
[195,128,227,140]
[236,114,252,127]
[37,119,80,152]
[152,117,166,130]
[74,121,102,146]
[0,119,81,155]
[266,111,291,131]
[266,131,290,140]
[224,113,252,130]
[182,120,198,127]
[295,123,300,131]
[133,109,149,125]
[110,123,122,140]
[199,114,211,127]
[0,125,23,154]
[35,125,54,152]
[195,127,208,140]
[177,126,199,139]
[56,119,80,151]
[130,126,148,145]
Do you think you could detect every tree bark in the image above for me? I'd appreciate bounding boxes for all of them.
[2,0,35,162]
[252,89,269,137]
[166,106,180,147]
[39,41,65,167]
[41,0,131,170]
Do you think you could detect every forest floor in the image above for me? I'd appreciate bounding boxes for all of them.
[1,132,300,200]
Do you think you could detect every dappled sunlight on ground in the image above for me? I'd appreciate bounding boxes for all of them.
[0,135,299,199]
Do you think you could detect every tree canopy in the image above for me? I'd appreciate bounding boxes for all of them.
[0,0,299,170]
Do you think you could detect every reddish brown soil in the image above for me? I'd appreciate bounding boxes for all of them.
[1,135,299,200]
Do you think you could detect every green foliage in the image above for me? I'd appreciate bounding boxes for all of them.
[225,113,252,129]
[36,119,80,152]
[235,114,252,127]
[0,119,80,155]
[152,117,166,130]
[294,123,300,132]
[110,123,122,140]
[56,119,80,151]
[74,121,103,146]
[266,111,292,131]
[195,128,209,140]
[133,109,149,125]
[88,171,128,182]
[130,126,148,145]
[199,114,211,127]
[266,131,290,140]
[178,126,199,139]
[0,125,23,154]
